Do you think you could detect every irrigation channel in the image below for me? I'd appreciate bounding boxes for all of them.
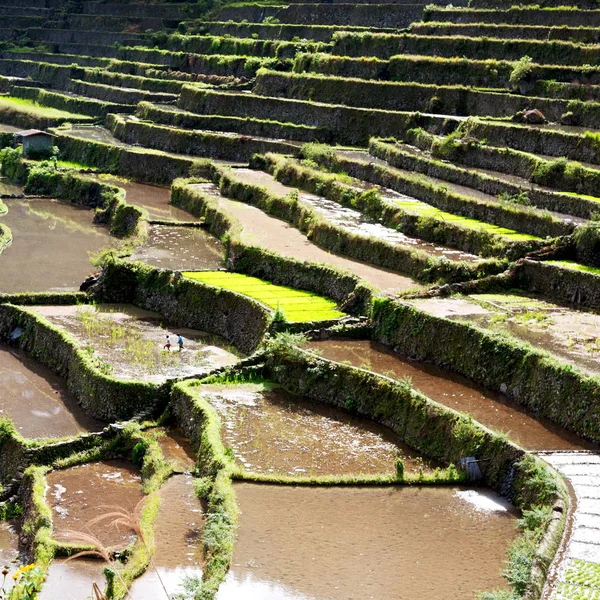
[0,153,598,600]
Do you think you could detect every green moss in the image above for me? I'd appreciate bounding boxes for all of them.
[182,271,346,322]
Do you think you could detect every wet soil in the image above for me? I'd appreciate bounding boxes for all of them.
[39,559,106,600]
[46,460,143,550]
[0,199,116,294]
[128,224,224,271]
[190,182,423,294]
[0,344,103,439]
[199,383,434,477]
[409,294,600,376]
[216,483,517,600]
[92,176,200,222]
[232,168,481,263]
[30,304,242,382]
[150,427,197,473]
[307,340,593,451]
[129,475,203,599]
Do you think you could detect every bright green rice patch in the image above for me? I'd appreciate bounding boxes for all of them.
[182,271,346,322]
[0,96,92,121]
[554,583,600,600]
[558,191,600,203]
[545,260,600,276]
[397,198,541,242]
[564,559,600,590]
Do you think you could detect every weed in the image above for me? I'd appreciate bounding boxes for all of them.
[509,56,533,87]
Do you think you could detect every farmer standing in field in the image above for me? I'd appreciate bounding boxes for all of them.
[177,334,184,352]
[164,335,171,351]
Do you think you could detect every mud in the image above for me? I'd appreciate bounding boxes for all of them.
[307,340,593,451]
[128,224,224,271]
[30,304,241,382]
[217,483,517,600]
[199,383,434,477]
[0,199,116,294]
[232,168,481,263]
[409,294,600,376]
[46,460,143,550]
[39,559,106,600]
[129,475,203,599]
[190,182,423,294]
[0,181,24,197]
[0,343,103,439]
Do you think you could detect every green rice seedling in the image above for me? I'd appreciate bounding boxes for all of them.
[182,271,346,323]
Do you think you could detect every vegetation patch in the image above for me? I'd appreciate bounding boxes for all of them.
[181,271,346,323]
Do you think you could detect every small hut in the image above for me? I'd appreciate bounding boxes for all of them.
[14,130,56,157]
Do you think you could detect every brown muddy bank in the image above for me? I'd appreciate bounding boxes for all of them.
[191,182,421,294]
[0,343,103,439]
[30,304,241,382]
[217,483,518,600]
[129,475,203,599]
[46,460,143,549]
[307,340,593,452]
[199,383,434,477]
[152,427,197,473]
[0,199,116,294]
[128,224,224,271]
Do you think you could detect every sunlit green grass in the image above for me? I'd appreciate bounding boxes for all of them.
[182,271,346,322]
[545,260,600,276]
[0,96,92,120]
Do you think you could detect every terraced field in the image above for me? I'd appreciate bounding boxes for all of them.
[0,0,599,598]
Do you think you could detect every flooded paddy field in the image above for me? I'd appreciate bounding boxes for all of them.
[152,427,197,473]
[94,176,199,223]
[129,474,204,599]
[189,182,423,295]
[198,382,434,477]
[128,224,224,271]
[0,521,22,594]
[39,559,106,600]
[232,168,481,263]
[408,294,600,376]
[46,460,144,549]
[307,340,592,452]
[0,343,103,439]
[0,198,117,294]
[217,483,518,600]
[30,304,242,382]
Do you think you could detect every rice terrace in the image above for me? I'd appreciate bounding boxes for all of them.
[0,0,600,599]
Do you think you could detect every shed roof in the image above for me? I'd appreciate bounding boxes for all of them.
[15,129,56,138]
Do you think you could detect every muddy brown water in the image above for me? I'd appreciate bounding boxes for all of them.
[216,483,517,600]
[199,383,434,477]
[151,427,197,472]
[0,199,116,294]
[307,340,593,451]
[30,304,242,382]
[46,460,143,550]
[189,182,422,294]
[128,224,224,271]
[92,176,200,222]
[0,344,103,439]
[39,559,106,600]
[232,168,481,263]
[129,475,204,599]
[0,521,21,594]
